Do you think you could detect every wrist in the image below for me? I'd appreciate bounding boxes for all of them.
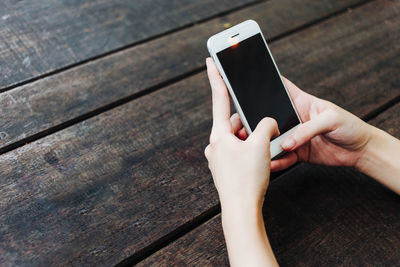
[355,125,388,173]
[355,125,400,194]
[355,125,379,172]
[221,198,264,236]
[220,195,264,231]
[220,193,264,217]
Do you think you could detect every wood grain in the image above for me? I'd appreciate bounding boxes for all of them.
[1,0,399,265]
[369,103,400,138]
[138,103,400,266]
[0,0,258,90]
[0,73,215,266]
[0,0,368,152]
[139,163,400,266]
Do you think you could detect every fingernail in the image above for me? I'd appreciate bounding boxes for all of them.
[282,137,295,150]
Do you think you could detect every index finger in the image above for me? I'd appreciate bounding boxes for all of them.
[281,76,303,101]
[206,57,231,136]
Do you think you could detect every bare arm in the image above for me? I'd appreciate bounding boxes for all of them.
[221,199,278,267]
[356,126,400,194]
[267,78,400,195]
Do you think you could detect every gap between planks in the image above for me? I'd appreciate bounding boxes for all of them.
[267,0,374,43]
[115,205,222,266]
[117,0,395,264]
[115,95,400,266]
[0,0,265,94]
[0,0,394,264]
[116,163,302,266]
[0,0,375,157]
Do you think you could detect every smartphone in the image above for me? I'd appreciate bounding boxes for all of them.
[207,20,301,159]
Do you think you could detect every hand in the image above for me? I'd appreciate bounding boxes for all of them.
[270,78,374,172]
[234,77,400,194]
[205,57,279,267]
[204,58,279,208]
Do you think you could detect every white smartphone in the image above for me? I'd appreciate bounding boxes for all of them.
[207,20,302,159]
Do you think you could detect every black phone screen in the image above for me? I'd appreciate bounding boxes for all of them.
[216,33,299,133]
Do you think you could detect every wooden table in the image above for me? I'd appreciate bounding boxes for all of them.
[1,0,399,265]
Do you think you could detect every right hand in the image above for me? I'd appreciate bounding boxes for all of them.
[267,78,374,171]
[236,77,400,193]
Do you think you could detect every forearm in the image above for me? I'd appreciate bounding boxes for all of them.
[356,126,400,194]
[221,199,278,267]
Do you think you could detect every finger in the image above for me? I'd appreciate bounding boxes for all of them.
[230,113,242,134]
[206,58,231,136]
[281,76,305,101]
[281,109,338,151]
[237,127,248,140]
[248,117,279,144]
[270,152,298,172]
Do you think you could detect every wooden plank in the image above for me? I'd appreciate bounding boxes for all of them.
[0,0,258,90]
[1,0,399,265]
[138,162,400,266]
[0,72,214,266]
[138,104,400,266]
[0,0,368,152]
[369,103,400,138]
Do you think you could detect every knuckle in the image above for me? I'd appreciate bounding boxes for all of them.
[209,132,225,146]
[209,133,217,144]
[204,145,211,159]
[271,118,279,129]
[230,113,239,121]
[262,117,277,127]
[324,108,340,124]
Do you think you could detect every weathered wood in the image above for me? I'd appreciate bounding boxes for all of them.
[0,0,368,152]
[0,74,215,266]
[0,0,258,90]
[138,213,229,266]
[1,0,399,265]
[369,104,400,138]
[138,163,400,266]
[138,104,400,266]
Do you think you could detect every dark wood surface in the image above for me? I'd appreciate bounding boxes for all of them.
[139,103,400,266]
[140,164,400,266]
[369,103,400,138]
[0,0,258,91]
[0,0,367,152]
[0,0,399,266]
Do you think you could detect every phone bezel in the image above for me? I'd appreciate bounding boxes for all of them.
[207,20,302,159]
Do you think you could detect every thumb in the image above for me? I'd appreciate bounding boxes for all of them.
[281,109,338,151]
[248,117,279,144]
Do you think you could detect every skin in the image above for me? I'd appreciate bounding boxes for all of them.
[204,57,400,266]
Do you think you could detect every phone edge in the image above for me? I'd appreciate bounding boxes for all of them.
[207,20,302,159]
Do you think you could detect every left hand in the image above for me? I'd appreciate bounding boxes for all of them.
[204,58,279,208]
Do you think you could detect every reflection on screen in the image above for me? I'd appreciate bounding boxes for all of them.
[217,33,299,133]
